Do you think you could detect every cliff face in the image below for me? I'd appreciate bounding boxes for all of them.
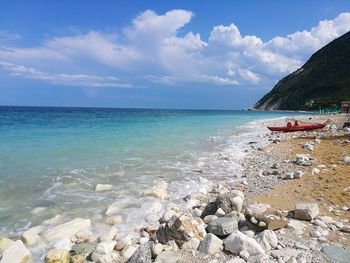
[254,31,350,111]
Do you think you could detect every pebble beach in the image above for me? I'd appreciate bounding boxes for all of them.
[1,113,350,263]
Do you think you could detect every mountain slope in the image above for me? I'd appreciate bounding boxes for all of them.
[254,31,350,110]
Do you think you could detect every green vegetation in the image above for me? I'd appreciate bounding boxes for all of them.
[254,31,350,111]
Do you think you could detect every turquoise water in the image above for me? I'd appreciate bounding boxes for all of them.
[0,106,303,237]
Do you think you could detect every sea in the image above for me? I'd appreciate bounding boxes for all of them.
[0,106,304,241]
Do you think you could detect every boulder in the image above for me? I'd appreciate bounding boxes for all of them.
[294,203,319,221]
[142,181,168,200]
[206,217,239,237]
[198,233,223,255]
[202,193,244,217]
[95,184,113,192]
[126,241,152,263]
[322,245,350,263]
[255,230,278,250]
[43,218,91,241]
[45,249,69,263]
[156,213,206,247]
[0,240,31,263]
[224,230,265,256]
[154,250,180,263]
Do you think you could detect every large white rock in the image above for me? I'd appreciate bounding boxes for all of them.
[43,218,91,241]
[294,203,319,221]
[95,184,113,192]
[71,229,92,243]
[198,233,223,255]
[0,240,31,263]
[255,230,278,250]
[224,230,265,256]
[115,235,132,251]
[142,181,168,200]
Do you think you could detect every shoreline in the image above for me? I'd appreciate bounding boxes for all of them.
[1,114,349,263]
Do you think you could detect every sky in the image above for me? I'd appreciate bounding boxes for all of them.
[1,1,350,109]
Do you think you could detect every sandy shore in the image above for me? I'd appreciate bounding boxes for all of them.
[1,114,349,263]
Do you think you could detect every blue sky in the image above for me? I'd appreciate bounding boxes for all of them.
[1,1,350,109]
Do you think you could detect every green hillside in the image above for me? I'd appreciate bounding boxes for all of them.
[254,31,350,110]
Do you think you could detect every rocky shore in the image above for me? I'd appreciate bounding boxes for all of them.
[0,114,349,263]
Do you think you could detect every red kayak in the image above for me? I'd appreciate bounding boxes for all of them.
[267,122,326,132]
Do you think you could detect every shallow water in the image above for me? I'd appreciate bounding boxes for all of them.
[0,106,304,237]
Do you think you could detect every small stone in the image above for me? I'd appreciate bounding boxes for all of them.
[343,156,350,163]
[115,235,132,251]
[152,243,164,257]
[142,181,168,200]
[255,230,278,250]
[139,237,149,244]
[224,230,265,256]
[182,238,200,251]
[284,172,294,180]
[192,208,202,217]
[311,168,320,175]
[121,246,137,260]
[70,254,86,263]
[198,233,223,255]
[71,229,92,243]
[161,210,177,223]
[258,221,267,228]
[294,171,303,179]
[154,250,180,263]
[215,208,226,217]
[127,242,152,263]
[206,217,239,237]
[99,226,118,241]
[105,202,121,216]
[105,215,123,225]
[239,250,249,261]
[203,215,218,224]
[71,243,94,257]
[95,184,113,192]
[232,196,243,212]
[313,219,327,228]
[294,203,319,221]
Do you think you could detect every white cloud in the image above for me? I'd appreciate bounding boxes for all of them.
[0,61,131,87]
[0,11,350,88]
